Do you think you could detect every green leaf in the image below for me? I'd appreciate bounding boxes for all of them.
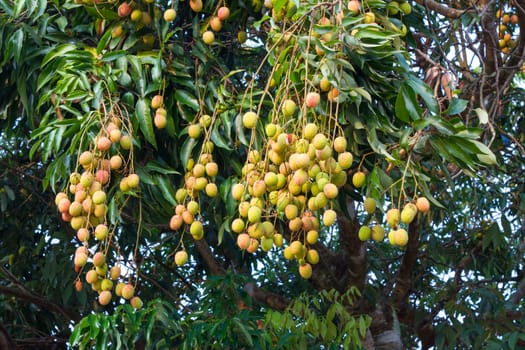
[395,84,421,122]
[444,97,467,116]
[174,89,200,112]
[180,137,197,172]
[9,28,25,62]
[474,107,488,124]
[232,318,254,347]
[96,29,112,54]
[210,121,233,150]
[155,175,177,206]
[136,99,157,148]
[41,43,77,66]
[407,76,439,114]
[472,140,498,165]
[144,161,180,175]
[100,50,127,62]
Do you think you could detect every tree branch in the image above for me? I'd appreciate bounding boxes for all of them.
[391,220,420,310]
[0,322,15,350]
[193,238,225,276]
[0,284,79,322]
[243,282,290,311]
[418,0,470,19]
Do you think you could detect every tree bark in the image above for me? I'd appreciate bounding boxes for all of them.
[0,322,15,350]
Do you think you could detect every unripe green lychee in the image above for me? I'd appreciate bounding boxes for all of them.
[289,240,303,256]
[231,183,245,201]
[242,111,258,129]
[352,171,366,188]
[92,190,106,205]
[304,123,319,140]
[95,224,109,240]
[190,220,204,240]
[281,99,297,117]
[265,123,278,137]
[247,206,262,223]
[101,278,113,291]
[202,30,215,44]
[115,282,125,296]
[231,218,245,233]
[273,233,284,247]
[312,133,328,150]
[261,236,274,252]
[127,173,140,188]
[358,226,372,241]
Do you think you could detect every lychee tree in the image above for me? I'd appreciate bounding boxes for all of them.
[1,0,525,348]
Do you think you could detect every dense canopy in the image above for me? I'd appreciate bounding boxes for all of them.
[1,0,524,348]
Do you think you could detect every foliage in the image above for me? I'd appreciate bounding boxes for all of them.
[70,275,369,349]
[1,0,525,348]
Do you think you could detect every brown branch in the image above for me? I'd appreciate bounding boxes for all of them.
[192,236,292,312]
[418,0,470,19]
[510,276,525,305]
[391,220,420,310]
[243,282,290,311]
[193,239,225,276]
[0,285,80,322]
[480,0,500,78]
[0,322,15,350]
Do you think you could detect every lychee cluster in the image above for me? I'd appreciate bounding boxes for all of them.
[357,195,431,246]
[227,95,355,279]
[202,5,231,45]
[54,110,142,307]
[168,114,220,264]
[496,7,519,55]
[151,94,168,129]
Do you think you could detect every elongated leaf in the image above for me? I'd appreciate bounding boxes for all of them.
[174,89,199,112]
[211,121,232,150]
[444,97,467,116]
[407,76,438,114]
[136,99,157,148]
[474,107,488,124]
[155,175,177,206]
[180,137,197,172]
[42,43,77,66]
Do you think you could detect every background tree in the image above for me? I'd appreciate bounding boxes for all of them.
[1,0,524,349]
